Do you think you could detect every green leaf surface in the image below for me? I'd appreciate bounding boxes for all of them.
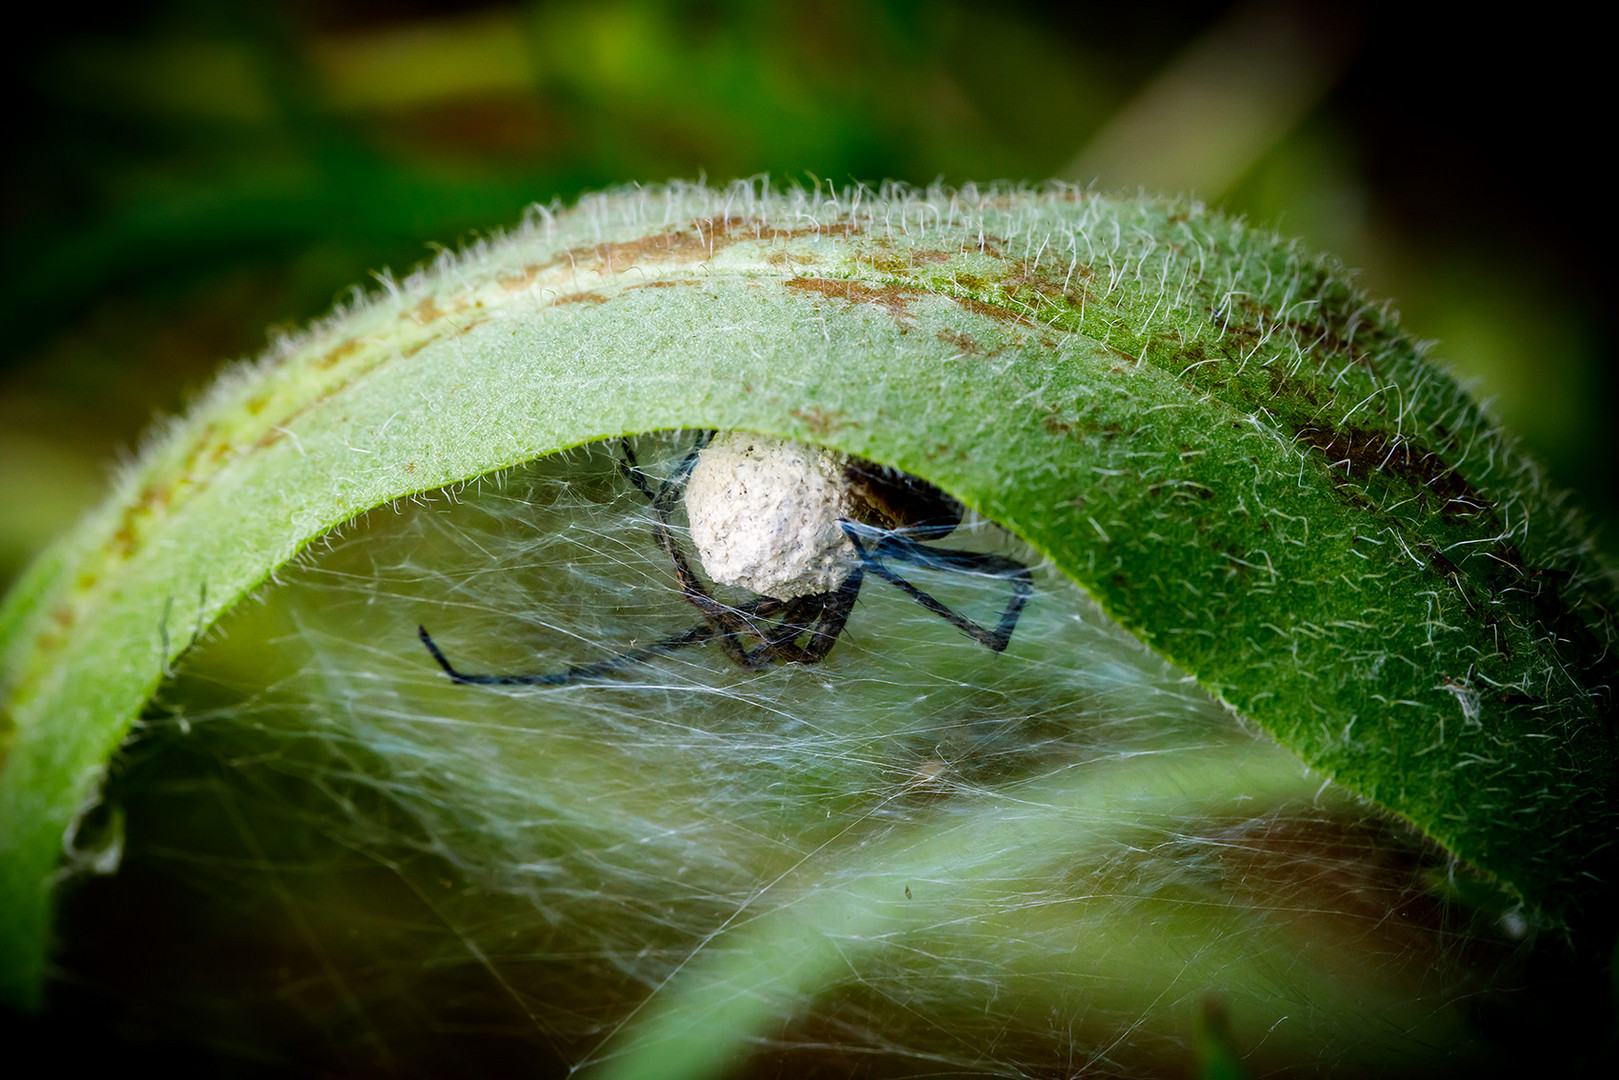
[2,182,1614,1005]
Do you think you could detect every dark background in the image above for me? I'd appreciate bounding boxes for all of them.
[3,0,1611,588]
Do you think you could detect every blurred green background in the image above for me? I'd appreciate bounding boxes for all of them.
[3,0,1613,589]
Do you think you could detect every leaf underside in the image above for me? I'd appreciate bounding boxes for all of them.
[2,182,1615,1004]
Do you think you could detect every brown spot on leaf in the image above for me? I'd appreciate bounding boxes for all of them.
[1209,268,1393,380]
[1043,412,1080,437]
[550,291,608,306]
[1267,366,1326,409]
[316,339,363,370]
[1293,424,1482,520]
[870,248,952,273]
[790,406,846,436]
[410,296,446,323]
[952,294,1037,328]
[784,276,926,320]
[936,328,980,355]
[999,267,1083,302]
[625,279,704,291]
[1297,423,1618,713]
[1417,542,1463,582]
[498,263,547,291]
[553,217,869,279]
[108,481,173,559]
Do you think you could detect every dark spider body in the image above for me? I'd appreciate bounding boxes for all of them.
[419,431,1033,686]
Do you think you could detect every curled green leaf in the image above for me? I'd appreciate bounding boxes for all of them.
[2,183,1615,1021]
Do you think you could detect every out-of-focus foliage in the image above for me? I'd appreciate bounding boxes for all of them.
[2,0,1613,587]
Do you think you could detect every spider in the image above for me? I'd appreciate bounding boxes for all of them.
[418,430,1033,686]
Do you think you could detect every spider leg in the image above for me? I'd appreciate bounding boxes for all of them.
[649,518,777,668]
[419,576,850,685]
[838,521,1032,653]
[418,589,788,686]
[618,444,656,502]
[418,621,719,686]
[618,430,714,507]
[744,565,865,666]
